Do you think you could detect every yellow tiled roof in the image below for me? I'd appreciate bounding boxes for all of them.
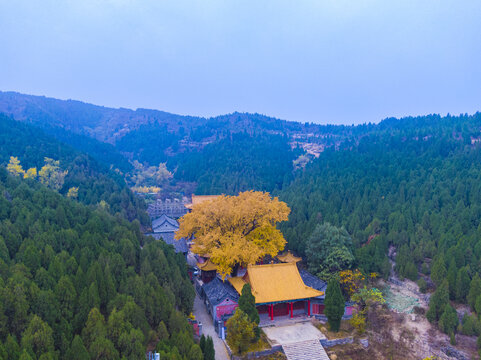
[197,259,217,271]
[185,195,220,209]
[277,251,302,263]
[228,263,323,304]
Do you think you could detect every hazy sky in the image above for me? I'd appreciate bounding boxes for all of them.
[1,0,480,124]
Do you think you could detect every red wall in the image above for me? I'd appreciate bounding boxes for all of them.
[215,302,238,319]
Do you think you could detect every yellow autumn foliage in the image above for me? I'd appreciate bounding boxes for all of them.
[176,191,290,279]
[67,187,79,199]
[7,156,25,176]
[24,167,38,179]
[339,269,365,298]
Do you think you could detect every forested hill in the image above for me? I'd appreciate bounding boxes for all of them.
[0,91,327,144]
[0,91,354,195]
[0,168,197,359]
[0,114,149,225]
[279,112,481,288]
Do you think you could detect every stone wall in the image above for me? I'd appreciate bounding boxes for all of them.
[320,336,354,348]
[224,339,283,359]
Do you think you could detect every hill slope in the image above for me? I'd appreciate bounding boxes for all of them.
[0,114,149,225]
[0,167,196,359]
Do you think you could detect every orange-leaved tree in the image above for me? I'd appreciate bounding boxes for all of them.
[176,191,290,279]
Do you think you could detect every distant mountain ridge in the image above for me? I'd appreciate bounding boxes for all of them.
[0,91,329,144]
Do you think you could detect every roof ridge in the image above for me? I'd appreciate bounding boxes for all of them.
[247,262,294,268]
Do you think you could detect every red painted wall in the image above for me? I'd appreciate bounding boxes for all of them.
[344,306,353,316]
[215,302,238,319]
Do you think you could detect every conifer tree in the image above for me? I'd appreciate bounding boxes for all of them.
[239,284,260,340]
[439,304,459,334]
[430,256,447,287]
[204,336,215,360]
[468,273,481,311]
[324,279,345,332]
[199,334,206,354]
[66,335,89,360]
[455,267,470,303]
[475,295,481,317]
[447,259,457,300]
[427,280,449,323]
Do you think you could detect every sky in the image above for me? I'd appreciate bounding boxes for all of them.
[0,0,480,125]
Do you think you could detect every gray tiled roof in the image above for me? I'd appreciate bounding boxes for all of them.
[299,269,327,298]
[152,214,179,232]
[146,232,189,253]
[203,277,239,306]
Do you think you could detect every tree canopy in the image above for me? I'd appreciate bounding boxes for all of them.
[0,167,196,359]
[177,191,290,278]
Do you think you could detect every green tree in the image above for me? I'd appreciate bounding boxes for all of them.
[447,259,457,300]
[82,308,106,349]
[66,335,89,360]
[238,284,260,340]
[204,336,215,360]
[306,223,354,280]
[118,328,144,360]
[468,274,481,311]
[20,315,55,359]
[475,295,481,317]
[4,335,20,360]
[18,349,33,360]
[56,275,77,320]
[403,261,418,281]
[455,267,470,303]
[439,304,459,335]
[199,334,206,353]
[188,343,204,360]
[427,281,449,323]
[226,309,255,355]
[417,278,427,293]
[88,337,119,360]
[324,279,345,332]
[430,257,447,287]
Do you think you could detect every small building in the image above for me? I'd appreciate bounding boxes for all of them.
[277,251,302,264]
[196,259,218,284]
[202,277,239,323]
[145,214,188,255]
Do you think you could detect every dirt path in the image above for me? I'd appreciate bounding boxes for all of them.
[193,294,230,360]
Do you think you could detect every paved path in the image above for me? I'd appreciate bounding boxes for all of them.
[263,323,329,360]
[193,294,230,360]
[283,340,330,360]
[263,322,326,345]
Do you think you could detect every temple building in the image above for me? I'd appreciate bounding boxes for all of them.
[147,197,189,219]
[229,262,324,320]
[277,250,302,264]
[198,258,355,330]
[145,214,188,255]
[196,259,218,283]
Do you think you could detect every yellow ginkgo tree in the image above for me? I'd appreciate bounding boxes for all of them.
[176,191,290,279]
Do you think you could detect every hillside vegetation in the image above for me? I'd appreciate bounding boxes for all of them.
[0,167,197,359]
[0,114,149,226]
